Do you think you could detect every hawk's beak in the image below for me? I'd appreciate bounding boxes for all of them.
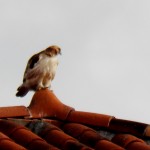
[59,51,62,55]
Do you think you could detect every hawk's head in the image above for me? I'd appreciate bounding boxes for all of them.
[45,45,61,56]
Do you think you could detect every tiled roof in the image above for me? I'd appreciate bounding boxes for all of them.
[0,89,150,150]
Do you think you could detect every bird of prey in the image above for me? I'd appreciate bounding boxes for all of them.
[16,45,61,97]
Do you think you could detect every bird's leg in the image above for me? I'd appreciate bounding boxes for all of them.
[36,79,44,91]
[44,80,51,89]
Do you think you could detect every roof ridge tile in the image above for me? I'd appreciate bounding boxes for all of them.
[28,89,74,120]
[0,106,29,118]
[108,118,149,137]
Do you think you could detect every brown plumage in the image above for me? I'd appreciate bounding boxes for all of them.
[16,45,61,97]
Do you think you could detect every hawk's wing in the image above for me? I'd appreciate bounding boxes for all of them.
[23,51,43,83]
[16,51,44,97]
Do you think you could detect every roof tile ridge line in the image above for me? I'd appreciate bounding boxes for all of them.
[28,89,114,127]
[65,110,114,127]
[108,118,150,138]
[0,106,30,118]
[27,89,150,137]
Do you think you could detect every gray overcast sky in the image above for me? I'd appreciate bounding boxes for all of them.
[0,0,150,123]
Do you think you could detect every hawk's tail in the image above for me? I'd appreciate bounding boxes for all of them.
[16,85,29,97]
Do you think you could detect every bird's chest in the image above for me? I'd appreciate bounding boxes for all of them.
[39,56,58,73]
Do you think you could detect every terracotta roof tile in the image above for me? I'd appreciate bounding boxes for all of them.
[108,118,149,137]
[62,123,125,150]
[0,106,29,118]
[112,134,150,150]
[0,89,149,150]
[95,140,125,150]
[67,111,113,127]
[0,132,27,150]
[0,120,58,150]
[28,89,74,120]
[62,123,104,146]
[27,121,93,150]
[145,126,150,137]
[28,89,114,127]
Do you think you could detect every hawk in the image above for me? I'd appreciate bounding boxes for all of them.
[16,45,61,97]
